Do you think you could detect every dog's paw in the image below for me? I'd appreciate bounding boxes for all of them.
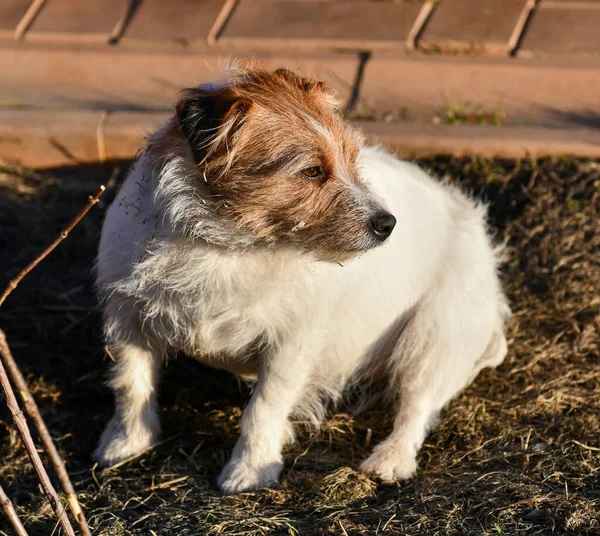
[217,459,283,494]
[92,418,158,467]
[360,443,417,483]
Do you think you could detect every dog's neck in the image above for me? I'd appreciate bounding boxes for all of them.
[144,120,257,250]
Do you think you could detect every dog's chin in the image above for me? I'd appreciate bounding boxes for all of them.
[310,240,385,264]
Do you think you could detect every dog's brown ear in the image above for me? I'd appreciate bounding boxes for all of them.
[176,86,251,164]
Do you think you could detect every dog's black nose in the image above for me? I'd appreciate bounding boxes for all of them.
[370,212,396,240]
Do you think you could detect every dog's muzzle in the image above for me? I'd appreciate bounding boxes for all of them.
[369,211,396,241]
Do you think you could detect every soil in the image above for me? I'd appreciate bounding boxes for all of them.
[0,154,598,535]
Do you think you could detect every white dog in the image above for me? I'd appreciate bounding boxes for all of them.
[93,67,510,494]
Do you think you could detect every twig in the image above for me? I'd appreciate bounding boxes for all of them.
[96,112,109,163]
[0,185,106,309]
[508,0,538,56]
[0,331,92,536]
[207,0,239,45]
[0,332,76,536]
[144,475,188,492]
[14,0,48,40]
[406,0,437,51]
[109,0,141,43]
[0,482,29,536]
[570,439,600,452]
[0,185,104,534]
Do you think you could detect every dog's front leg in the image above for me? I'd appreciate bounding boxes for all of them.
[217,335,310,494]
[93,334,164,466]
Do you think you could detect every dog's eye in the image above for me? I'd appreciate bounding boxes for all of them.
[301,166,323,179]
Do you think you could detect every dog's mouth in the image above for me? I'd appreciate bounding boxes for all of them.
[310,229,395,264]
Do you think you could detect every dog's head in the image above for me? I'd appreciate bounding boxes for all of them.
[174,68,395,260]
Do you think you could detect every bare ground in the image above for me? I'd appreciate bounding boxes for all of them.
[0,154,598,536]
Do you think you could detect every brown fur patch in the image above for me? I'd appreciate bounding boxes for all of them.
[174,68,384,259]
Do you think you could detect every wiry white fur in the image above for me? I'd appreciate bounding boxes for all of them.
[94,129,510,493]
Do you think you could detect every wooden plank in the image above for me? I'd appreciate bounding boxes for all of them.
[123,0,225,45]
[219,0,421,50]
[0,46,361,111]
[419,0,528,55]
[520,3,600,55]
[26,0,127,43]
[6,109,600,168]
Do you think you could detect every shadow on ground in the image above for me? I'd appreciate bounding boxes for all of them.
[0,155,598,535]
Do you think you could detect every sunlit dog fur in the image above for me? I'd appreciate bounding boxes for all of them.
[93,67,510,494]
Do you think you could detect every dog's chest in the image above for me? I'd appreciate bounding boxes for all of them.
[148,246,308,358]
[187,293,274,356]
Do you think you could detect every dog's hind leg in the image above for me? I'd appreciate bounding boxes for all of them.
[467,329,508,384]
[360,383,440,481]
[361,276,508,482]
[93,304,165,466]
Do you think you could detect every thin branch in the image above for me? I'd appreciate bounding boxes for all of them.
[0,185,106,309]
[96,112,109,162]
[0,332,76,536]
[0,331,92,536]
[14,0,48,40]
[0,482,29,536]
[207,0,239,45]
[0,182,104,534]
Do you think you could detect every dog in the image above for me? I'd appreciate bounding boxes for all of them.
[93,67,510,494]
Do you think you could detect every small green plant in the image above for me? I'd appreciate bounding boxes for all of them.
[442,93,505,126]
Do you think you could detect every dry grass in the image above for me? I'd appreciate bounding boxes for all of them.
[0,154,598,535]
